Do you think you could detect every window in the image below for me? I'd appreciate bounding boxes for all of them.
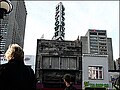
[98,33,106,35]
[88,66,103,80]
[90,32,97,35]
[99,43,106,46]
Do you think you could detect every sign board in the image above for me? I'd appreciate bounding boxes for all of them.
[84,81,109,88]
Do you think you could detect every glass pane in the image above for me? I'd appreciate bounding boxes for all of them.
[42,57,50,69]
[99,67,102,70]
[51,57,59,69]
[61,57,68,69]
[99,71,102,79]
[96,71,98,79]
[69,57,76,69]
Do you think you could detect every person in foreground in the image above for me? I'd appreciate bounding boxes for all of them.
[63,74,77,90]
[0,44,36,90]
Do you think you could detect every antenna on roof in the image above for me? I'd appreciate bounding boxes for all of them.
[40,34,44,39]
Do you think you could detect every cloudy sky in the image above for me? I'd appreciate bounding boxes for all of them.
[24,1,119,60]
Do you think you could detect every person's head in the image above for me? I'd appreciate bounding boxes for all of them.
[4,44,24,61]
[63,74,71,84]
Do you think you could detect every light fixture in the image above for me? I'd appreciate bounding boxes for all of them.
[0,0,13,19]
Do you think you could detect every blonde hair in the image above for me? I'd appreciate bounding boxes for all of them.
[5,44,24,61]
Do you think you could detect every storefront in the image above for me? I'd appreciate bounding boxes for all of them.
[82,54,111,89]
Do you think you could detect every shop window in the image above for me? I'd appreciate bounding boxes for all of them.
[88,66,103,80]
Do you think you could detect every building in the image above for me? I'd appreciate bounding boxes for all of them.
[34,2,82,90]
[82,54,111,90]
[24,55,35,72]
[80,29,114,70]
[0,0,27,57]
[115,57,120,71]
[35,39,82,90]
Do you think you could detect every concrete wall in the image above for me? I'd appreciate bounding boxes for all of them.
[107,38,114,70]
[82,54,111,89]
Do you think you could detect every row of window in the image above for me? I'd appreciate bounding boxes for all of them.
[41,57,78,70]
[90,32,106,36]
[99,52,107,55]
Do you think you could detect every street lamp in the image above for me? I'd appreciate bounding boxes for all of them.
[0,0,13,19]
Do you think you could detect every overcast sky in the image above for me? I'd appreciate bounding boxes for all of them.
[24,1,119,60]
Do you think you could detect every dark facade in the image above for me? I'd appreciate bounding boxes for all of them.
[0,1,27,55]
[35,39,82,90]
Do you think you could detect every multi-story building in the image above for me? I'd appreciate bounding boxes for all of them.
[0,0,27,56]
[35,39,82,90]
[0,16,9,55]
[115,58,120,70]
[0,1,27,64]
[80,29,114,70]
